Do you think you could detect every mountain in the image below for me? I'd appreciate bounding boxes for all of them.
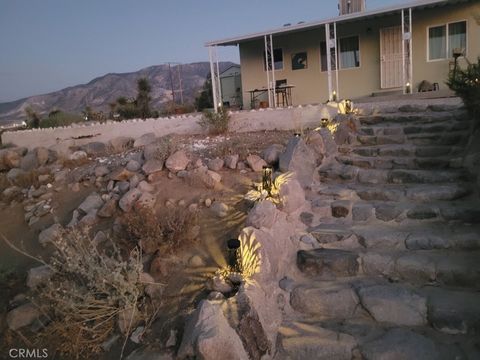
[0,61,235,126]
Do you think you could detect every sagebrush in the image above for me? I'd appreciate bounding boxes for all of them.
[198,107,230,134]
[447,57,480,120]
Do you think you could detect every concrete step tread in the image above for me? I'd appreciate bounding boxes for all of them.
[335,154,459,170]
[359,120,471,135]
[356,131,468,146]
[358,111,469,126]
[339,144,465,158]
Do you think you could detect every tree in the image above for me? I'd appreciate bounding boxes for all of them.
[136,77,152,119]
[195,74,213,111]
[25,106,41,128]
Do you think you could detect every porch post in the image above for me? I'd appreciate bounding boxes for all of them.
[334,22,339,100]
[401,8,413,94]
[264,35,271,107]
[208,46,218,112]
[269,34,277,108]
[325,24,333,101]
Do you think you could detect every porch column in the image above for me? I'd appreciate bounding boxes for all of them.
[264,34,276,108]
[401,8,413,94]
[263,35,271,107]
[208,46,222,112]
[325,22,339,101]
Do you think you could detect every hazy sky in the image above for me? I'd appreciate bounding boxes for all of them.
[0,0,405,102]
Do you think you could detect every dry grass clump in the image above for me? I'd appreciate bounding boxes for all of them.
[2,227,158,359]
[123,206,198,254]
[198,107,231,135]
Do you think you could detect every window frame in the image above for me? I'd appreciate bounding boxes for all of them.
[319,35,361,72]
[263,48,284,71]
[426,20,468,62]
[291,51,308,70]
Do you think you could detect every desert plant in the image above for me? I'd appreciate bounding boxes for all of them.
[195,75,213,111]
[123,206,198,254]
[198,107,230,135]
[39,110,84,129]
[447,57,480,119]
[136,77,152,119]
[1,228,159,359]
[245,172,294,205]
[24,106,41,128]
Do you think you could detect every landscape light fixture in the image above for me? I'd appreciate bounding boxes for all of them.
[262,165,273,195]
[227,238,242,273]
[332,90,337,102]
[345,99,353,114]
[294,132,301,137]
[321,118,329,128]
[452,48,464,79]
[405,82,411,94]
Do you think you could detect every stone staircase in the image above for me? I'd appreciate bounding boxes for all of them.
[276,106,480,359]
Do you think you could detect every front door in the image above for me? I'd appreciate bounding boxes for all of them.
[380,26,403,89]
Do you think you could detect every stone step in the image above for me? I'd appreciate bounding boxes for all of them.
[336,155,459,170]
[361,249,480,288]
[307,223,480,251]
[289,277,480,335]
[358,110,468,126]
[280,314,478,359]
[297,248,359,278]
[360,120,471,136]
[319,165,469,185]
[338,144,465,158]
[356,131,468,147]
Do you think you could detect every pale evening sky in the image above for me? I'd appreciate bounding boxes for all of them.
[0,0,406,102]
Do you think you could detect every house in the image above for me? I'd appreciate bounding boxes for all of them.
[206,0,480,110]
[219,64,243,108]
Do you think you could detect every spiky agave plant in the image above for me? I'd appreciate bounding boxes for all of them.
[245,171,295,205]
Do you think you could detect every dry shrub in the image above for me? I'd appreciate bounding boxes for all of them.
[198,107,230,135]
[123,206,197,254]
[11,227,158,359]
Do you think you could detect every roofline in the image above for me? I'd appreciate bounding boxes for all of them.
[205,0,462,46]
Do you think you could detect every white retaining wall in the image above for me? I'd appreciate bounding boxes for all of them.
[1,105,332,150]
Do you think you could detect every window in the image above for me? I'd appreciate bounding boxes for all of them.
[292,52,308,70]
[320,36,359,71]
[428,21,466,60]
[263,48,283,70]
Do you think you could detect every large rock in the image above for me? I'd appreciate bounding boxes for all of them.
[291,284,359,317]
[26,265,54,289]
[306,128,338,159]
[6,168,26,185]
[224,154,239,169]
[78,192,104,214]
[20,151,39,171]
[278,178,305,214]
[279,137,317,187]
[246,200,277,229]
[361,328,440,360]
[210,201,229,218]
[82,142,107,156]
[94,165,110,177]
[165,150,189,172]
[261,144,284,165]
[35,147,49,166]
[142,159,164,175]
[297,248,359,277]
[6,303,40,330]
[134,133,156,148]
[358,284,427,326]
[38,223,62,247]
[177,300,248,360]
[246,155,267,172]
[109,136,134,153]
[187,166,222,189]
[2,149,22,169]
[207,158,224,172]
[97,198,118,218]
[119,189,142,212]
[69,150,88,161]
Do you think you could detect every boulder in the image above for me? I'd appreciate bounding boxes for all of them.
[6,168,26,185]
[210,201,229,218]
[261,144,284,165]
[165,150,189,172]
[279,137,316,187]
[6,303,40,331]
[26,265,54,289]
[78,192,104,214]
[20,151,38,171]
[246,155,267,172]
[119,189,142,212]
[142,159,164,175]
[134,133,156,148]
[35,147,49,166]
[246,200,277,229]
[278,178,305,214]
[2,149,22,169]
[188,166,221,189]
[137,180,154,193]
[38,223,62,247]
[126,160,141,172]
[79,209,99,226]
[97,199,118,218]
[206,275,233,294]
[69,150,88,161]
[177,300,248,360]
[306,128,338,159]
[207,158,224,172]
[82,142,107,156]
[94,165,110,177]
[224,154,239,169]
[109,136,134,153]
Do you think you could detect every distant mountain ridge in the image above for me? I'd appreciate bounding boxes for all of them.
[0,61,235,126]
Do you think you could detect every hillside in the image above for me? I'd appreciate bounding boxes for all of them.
[0,61,235,126]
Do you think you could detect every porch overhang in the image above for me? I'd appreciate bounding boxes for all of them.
[205,0,470,47]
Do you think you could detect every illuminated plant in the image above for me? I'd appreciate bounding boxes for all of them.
[245,171,294,205]
[238,228,262,279]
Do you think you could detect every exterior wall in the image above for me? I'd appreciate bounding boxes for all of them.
[220,65,242,107]
[239,2,480,108]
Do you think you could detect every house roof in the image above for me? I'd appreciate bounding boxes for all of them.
[205,0,470,46]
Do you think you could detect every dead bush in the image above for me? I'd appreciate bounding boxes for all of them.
[123,206,198,254]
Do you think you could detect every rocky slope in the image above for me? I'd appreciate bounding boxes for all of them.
[0,61,235,126]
